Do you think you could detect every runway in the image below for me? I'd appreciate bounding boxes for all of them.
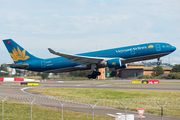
[38,79,180,91]
[0,79,180,120]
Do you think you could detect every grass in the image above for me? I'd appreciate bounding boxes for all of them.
[65,80,180,84]
[0,102,113,120]
[29,88,180,99]
[24,76,41,79]
[159,82,180,84]
[29,88,180,118]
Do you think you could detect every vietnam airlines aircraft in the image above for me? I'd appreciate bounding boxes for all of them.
[3,39,176,79]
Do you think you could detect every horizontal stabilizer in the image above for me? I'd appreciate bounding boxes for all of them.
[7,64,29,69]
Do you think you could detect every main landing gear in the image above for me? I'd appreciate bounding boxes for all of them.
[87,64,101,79]
[87,71,101,79]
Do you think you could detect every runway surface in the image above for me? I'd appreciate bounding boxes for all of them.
[0,79,180,120]
[38,79,180,91]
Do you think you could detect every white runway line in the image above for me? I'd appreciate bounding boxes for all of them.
[58,81,64,83]
[98,84,112,86]
[20,87,34,94]
[76,84,91,86]
[112,83,124,85]
[76,83,100,86]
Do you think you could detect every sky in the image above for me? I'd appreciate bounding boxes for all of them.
[0,0,180,64]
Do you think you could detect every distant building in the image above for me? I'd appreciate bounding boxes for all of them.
[6,67,13,73]
[98,68,105,79]
[160,60,165,64]
[116,64,172,79]
[127,64,144,68]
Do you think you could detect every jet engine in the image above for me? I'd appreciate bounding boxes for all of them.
[106,58,127,69]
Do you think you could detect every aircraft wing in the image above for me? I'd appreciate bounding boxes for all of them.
[48,48,110,65]
[45,65,88,73]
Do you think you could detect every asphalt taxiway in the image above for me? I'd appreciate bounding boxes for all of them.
[37,79,180,91]
[0,80,180,120]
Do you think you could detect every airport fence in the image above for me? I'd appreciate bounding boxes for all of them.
[0,93,179,119]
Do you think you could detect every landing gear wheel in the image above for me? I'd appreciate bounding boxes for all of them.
[92,71,101,76]
[87,74,97,79]
[92,75,96,79]
[157,58,161,65]
[92,71,97,75]
[96,72,101,76]
[88,66,101,79]
[88,75,93,79]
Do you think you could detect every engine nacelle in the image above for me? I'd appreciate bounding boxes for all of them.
[107,58,127,69]
[118,64,127,69]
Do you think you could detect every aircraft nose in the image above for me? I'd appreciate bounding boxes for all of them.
[171,46,176,52]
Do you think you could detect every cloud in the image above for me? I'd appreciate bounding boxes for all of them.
[0,0,180,64]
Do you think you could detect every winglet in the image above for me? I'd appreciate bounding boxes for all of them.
[48,48,61,56]
[48,48,55,54]
[48,48,73,58]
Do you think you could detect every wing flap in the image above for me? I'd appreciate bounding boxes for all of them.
[45,65,88,73]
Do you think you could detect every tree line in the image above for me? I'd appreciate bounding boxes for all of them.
[137,64,180,79]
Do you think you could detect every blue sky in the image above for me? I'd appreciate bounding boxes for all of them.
[0,0,180,64]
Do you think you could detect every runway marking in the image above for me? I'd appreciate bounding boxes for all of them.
[20,87,33,94]
[115,83,126,84]
[58,81,64,83]
[98,84,112,86]
[76,83,102,86]
[76,84,90,86]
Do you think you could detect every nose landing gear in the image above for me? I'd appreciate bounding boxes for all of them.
[157,58,161,65]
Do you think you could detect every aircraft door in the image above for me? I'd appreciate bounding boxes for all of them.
[131,48,135,55]
[41,61,46,68]
[156,44,161,51]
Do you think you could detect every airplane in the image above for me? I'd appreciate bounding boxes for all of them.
[3,39,176,79]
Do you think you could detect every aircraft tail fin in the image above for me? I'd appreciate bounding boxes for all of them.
[3,39,41,64]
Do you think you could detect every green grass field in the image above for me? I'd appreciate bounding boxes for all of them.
[29,88,180,118]
[0,102,113,120]
[65,80,180,84]
[29,88,180,99]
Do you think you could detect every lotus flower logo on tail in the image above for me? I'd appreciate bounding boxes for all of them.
[9,47,30,61]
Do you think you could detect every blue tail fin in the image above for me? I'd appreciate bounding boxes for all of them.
[3,39,41,64]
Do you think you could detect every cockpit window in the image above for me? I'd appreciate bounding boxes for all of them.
[166,44,171,47]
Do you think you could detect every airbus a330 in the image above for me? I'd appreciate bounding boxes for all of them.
[3,39,176,79]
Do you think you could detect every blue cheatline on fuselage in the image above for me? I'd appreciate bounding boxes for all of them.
[3,39,176,73]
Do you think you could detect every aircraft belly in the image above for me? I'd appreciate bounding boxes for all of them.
[121,52,171,64]
[45,65,89,73]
